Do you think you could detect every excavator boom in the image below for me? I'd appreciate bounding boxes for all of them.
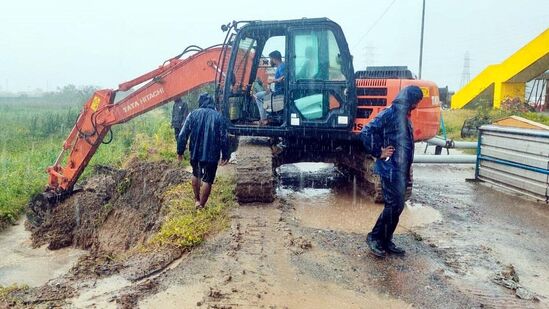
[47,46,226,193]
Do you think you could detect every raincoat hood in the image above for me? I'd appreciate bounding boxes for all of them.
[198,93,216,109]
[392,86,423,112]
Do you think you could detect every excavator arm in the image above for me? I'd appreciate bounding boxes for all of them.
[46,46,227,193]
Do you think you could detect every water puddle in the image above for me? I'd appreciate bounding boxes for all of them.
[0,221,85,287]
[278,163,442,234]
[286,189,441,234]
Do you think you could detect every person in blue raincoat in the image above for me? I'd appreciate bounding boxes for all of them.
[177,93,230,209]
[360,85,423,258]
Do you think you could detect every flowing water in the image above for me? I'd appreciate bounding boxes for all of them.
[0,221,85,287]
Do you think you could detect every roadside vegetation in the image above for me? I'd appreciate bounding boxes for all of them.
[441,107,549,140]
[152,175,236,248]
[0,284,29,306]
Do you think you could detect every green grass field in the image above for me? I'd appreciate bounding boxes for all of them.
[0,94,175,228]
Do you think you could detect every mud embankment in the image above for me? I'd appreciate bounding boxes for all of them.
[27,160,190,254]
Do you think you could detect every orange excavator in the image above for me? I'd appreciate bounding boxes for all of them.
[38,18,440,206]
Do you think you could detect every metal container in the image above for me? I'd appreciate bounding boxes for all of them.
[476,125,549,202]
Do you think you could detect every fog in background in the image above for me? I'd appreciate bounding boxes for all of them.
[1,0,547,93]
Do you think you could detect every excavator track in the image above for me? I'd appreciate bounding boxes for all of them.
[235,137,275,203]
[361,157,413,203]
[362,157,385,203]
[337,150,412,204]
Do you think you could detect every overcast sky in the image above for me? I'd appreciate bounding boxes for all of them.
[1,0,547,92]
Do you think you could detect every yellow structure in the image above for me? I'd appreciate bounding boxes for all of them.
[451,28,549,109]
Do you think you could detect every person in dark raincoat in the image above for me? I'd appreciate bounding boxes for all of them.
[171,98,189,140]
[177,93,229,209]
[360,85,423,258]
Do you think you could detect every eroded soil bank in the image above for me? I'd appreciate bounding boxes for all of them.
[27,160,190,253]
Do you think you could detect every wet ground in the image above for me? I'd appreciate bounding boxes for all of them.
[1,158,548,308]
[413,163,548,307]
[0,221,85,287]
[137,162,548,308]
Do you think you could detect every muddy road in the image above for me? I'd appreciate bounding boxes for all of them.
[1,161,548,308]
[138,163,547,308]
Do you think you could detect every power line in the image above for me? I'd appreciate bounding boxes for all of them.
[353,0,398,49]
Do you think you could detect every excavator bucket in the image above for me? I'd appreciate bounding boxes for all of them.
[27,191,59,228]
[26,187,80,228]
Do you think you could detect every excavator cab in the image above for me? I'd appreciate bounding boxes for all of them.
[219,18,357,139]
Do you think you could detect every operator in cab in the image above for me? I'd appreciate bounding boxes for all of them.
[177,93,229,209]
[253,50,285,125]
[359,86,423,258]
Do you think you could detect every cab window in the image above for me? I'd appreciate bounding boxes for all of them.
[293,29,345,82]
[291,29,346,121]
